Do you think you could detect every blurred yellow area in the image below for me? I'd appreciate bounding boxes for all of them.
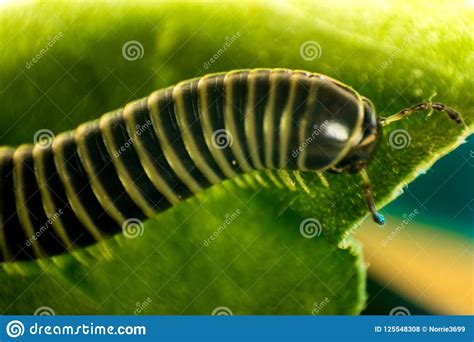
[355,219,473,314]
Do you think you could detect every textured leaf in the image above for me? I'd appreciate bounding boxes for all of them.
[0,1,472,314]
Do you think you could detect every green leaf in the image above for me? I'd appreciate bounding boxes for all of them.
[0,1,472,314]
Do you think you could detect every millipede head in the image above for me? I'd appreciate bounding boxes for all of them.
[331,97,382,173]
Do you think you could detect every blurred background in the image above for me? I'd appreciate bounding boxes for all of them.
[358,134,473,315]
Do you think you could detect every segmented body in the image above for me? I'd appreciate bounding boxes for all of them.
[0,69,368,262]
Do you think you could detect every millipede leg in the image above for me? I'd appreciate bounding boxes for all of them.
[380,102,463,126]
[359,167,384,226]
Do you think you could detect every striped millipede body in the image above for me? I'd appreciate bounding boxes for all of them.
[0,68,463,262]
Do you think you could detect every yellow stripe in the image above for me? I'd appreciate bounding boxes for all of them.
[74,121,127,224]
[122,101,181,204]
[52,132,104,242]
[297,77,321,171]
[244,70,265,170]
[12,145,46,259]
[173,83,223,184]
[32,145,74,250]
[223,71,253,173]
[278,72,304,168]
[263,69,292,169]
[295,69,358,95]
[148,90,203,194]
[199,75,238,178]
[99,112,156,217]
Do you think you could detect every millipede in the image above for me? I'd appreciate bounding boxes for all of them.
[0,68,463,262]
